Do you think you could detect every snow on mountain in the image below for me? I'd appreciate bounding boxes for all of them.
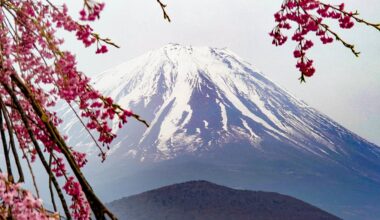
[60,44,380,220]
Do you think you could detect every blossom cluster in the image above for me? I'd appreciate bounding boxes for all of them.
[0,173,58,219]
[63,177,90,220]
[270,0,359,81]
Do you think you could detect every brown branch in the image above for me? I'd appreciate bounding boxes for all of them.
[91,33,120,48]
[320,23,360,57]
[0,98,24,183]
[48,154,58,212]
[131,113,150,128]
[157,0,171,22]
[0,107,13,183]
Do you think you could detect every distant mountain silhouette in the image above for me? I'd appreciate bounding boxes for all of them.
[107,180,341,220]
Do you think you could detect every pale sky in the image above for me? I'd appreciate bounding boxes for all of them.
[62,1,380,146]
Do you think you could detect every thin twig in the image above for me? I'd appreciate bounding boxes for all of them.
[68,102,106,155]
[157,0,171,22]
[48,154,58,212]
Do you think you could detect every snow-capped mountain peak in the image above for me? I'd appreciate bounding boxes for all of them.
[64,44,374,163]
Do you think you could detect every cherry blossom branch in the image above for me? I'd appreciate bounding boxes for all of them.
[270,0,380,82]
[297,4,360,57]
[319,2,380,30]
[319,22,360,57]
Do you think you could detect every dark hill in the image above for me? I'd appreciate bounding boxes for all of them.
[107,180,341,220]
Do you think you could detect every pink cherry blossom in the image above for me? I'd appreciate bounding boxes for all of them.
[271,0,379,82]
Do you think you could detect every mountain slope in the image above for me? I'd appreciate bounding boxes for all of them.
[107,181,342,220]
[60,44,380,220]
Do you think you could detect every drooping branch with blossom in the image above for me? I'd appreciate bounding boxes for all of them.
[270,0,380,82]
[0,0,152,219]
[0,0,378,219]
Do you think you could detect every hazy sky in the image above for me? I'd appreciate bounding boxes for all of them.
[62,1,380,146]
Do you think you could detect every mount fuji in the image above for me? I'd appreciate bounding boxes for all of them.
[60,44,380,220]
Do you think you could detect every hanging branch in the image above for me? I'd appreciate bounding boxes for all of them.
[48,154,58,212]
[0,98,24,183]
[0,107,14,182]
